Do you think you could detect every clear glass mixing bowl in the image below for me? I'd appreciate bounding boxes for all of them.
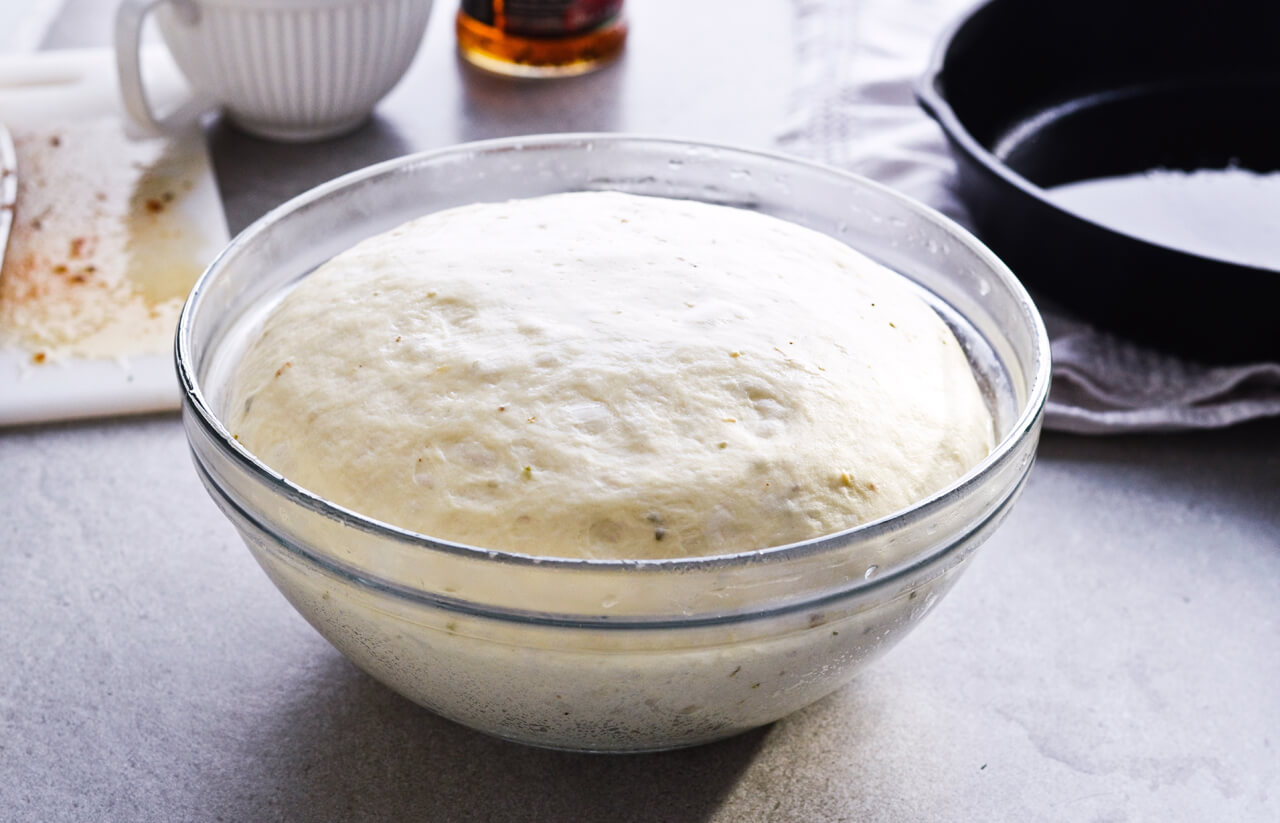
[176,134,1050,752]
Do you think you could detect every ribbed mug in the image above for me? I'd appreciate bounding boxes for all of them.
[115,0,433,141]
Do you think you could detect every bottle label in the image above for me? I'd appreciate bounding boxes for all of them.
[461,0,624,37]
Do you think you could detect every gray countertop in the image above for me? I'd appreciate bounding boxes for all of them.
[5,1,1279,821]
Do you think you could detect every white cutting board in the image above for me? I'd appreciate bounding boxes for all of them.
[0,48,228,427]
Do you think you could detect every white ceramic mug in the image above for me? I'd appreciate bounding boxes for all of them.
[115,0,433,141]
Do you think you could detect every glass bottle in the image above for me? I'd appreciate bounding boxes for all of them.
[456,1,627,78]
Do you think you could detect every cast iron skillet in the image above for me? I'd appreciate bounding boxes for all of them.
[917,0,1280,363]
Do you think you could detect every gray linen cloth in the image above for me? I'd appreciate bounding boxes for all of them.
[778,0,1280,434]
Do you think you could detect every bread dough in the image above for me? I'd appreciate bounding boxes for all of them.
[226,191,993,560]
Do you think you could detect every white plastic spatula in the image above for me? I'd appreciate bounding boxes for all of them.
[0,123,14,270]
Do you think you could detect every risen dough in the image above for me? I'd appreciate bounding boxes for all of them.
[226,192,993,560]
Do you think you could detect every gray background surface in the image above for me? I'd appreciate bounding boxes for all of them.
[4,1,1279,820]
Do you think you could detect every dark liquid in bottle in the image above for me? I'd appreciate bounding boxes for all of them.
[457,0,627,78]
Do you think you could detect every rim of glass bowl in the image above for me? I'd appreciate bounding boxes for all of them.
[176,133,1051,613]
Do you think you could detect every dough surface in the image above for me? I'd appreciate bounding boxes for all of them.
[226,192,993,559]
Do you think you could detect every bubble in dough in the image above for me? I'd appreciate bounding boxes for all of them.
[226,191,994,560]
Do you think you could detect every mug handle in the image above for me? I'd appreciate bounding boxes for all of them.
[114,0,213,133]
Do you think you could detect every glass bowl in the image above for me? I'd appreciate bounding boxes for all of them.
[176,134,1050,753]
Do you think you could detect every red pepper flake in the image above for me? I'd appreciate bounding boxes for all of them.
[32,352,46,364]
[498,406,506,412]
